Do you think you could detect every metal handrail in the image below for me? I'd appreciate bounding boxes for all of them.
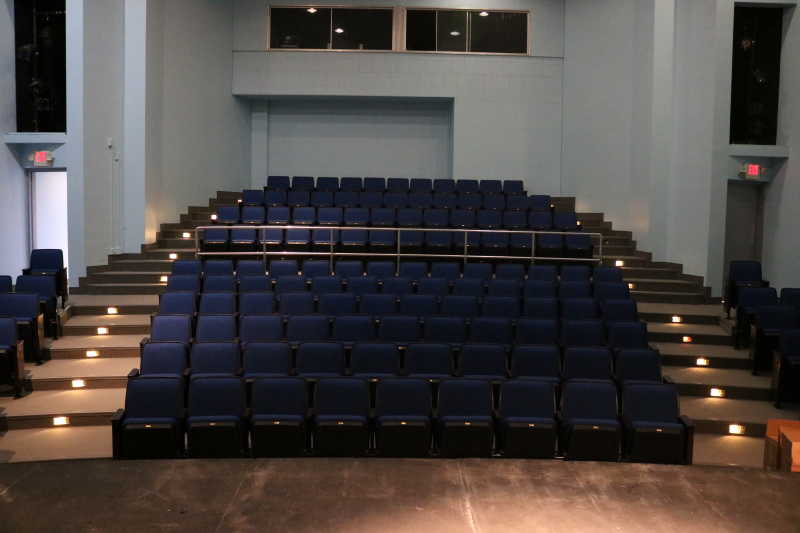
[193,225,604,273]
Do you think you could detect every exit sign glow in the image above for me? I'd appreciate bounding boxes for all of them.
[747,164,761,177]
[32,151,54,167]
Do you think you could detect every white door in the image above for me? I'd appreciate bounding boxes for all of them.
[31,171,69,269]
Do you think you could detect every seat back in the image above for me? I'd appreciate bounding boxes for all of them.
[482,297,520,318]
[561,380,618,420]
[561,298,598,320]
[15,275,57,299]
[495,263,525,281]
[203,275,236,293]
[347,276,379,296]
[239,315,283,342]
[510,345,560,379]
[296,342,345,376]
[29,249,64,271]
[459,344,507,378]
[359,294,397,317]
[463,263,492,281]
[515,319,558,345]
[335,261,364,278]
[332,315,375,342]
[350,343,400,377]
[150,315,192,343]
[195,315,237,342]
[487,280,521,297]
[602,299,639,323]
[438,380,491,417]
[319,293,357,315]
[317,177,340,192]
[172,260,202,275]
[125,377,184,419]
[594,283,631,302]
[561,319,606,347]
[198,293,236,315]
[239,275,271,293]
[417,278,448,296]
[367,261,395,280]
[140,343,187,376]
[287,315,330,342]
[424,317,466,343]
[269,260,298,279]
[608,321,649,350]
[430,262,460,281]
[562,347,613,380]
[190,343,240,376]
[499,380,555,419]
[188,377,245,418]
[315,378,369,417]
[729,260,763,283]
[405,343,453,377]
[238,293,275,315]
[560,265,591,282]
[166,275,201,293]
[441,296,479,318]
[523,280,557,298]
[593,266,624,283]
[251,378,307,416]
[303,260,331,278]
[242,343,291,377]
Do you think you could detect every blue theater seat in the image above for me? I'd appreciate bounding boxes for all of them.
[463,262,492,281]
[528,265,558,282]
[239,275,271,294]
[292,176,314,191]
[241,189,265,206]
[469,317,513,345]
[350,343,400,379]
[418,278,448,297]
[172,260,202,276]
[503,180,525,195]
[238,293,275,315]
[296,343,345,377]
[250,378,308,457]
[523,280,557,298]
[14,275,60,338]
[286,315,329,343]
[480,179,502,195]
[333,316,376,344]
[561,265,592,282]
[137,342,188,378]
[594,266,624,283]
[602,299,639,323]
[382,277,413,296]
[269,260,298,279]
[187,377,247,457]
[430,262,460,282]
[275,275,307,294]
[316,177,340,192]
[113,377,184,459]
[195,315,237,343]
[369,230,396,250]
[563,347,613,381]
[347,276,379,296]
[432,192,457,209]
[515,318,558,345]
[505,195,528,211]
[236,260,265,278]
[437,379,493,457]
[487,279,521,297]
[190,342,241,378]
[433,179,456,194]
[148,315,192,344]
[241,206,265,224]
[314,378,370,456]
[409,192,432,209]
[311,191,334,208]
[459,344,508,380]
[203,275,236,293]
[482,297,520,319]
[202,228,229,250]
[561,298,599,320]
[384,192,408,209]
[375,379,433,457]
[360,192,384,209]
[560,380,621,461]
[318,207,343,226]
[615,349,663,384]
[341,177,363,192]
[287,191,310,208]
[456,179,480,195]
[242,342,292,379]
[524,298,559,319]
[404,343,453,379]
[497,380,557,458]
[411,178,432,192]
[510,345,561,382]
[215,206,240,224]
[561,319,605,347]
[559,281,592,299]
[319,293,357,316]
[336,192,360,208]
[725,260,769,316]
[594,282,631,302]
[424,316,467,345]
[367,261,395,281]
[398,262,427,281]
[311,276,343,294]
[378,316,422,345]
[158,293,197,316]
[239,315,283,343]
[335,260,363,278]
[608,322,650,351]
[198,293,236,315]
[623,383,692,464]
[265,190,287,207]
[528,195,551,212]
[267,175,290,190]
[399,295,438,316]
[278,292,315,316]
[205,260,234,275]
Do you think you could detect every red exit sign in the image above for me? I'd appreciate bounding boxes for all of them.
[31,151,54,167]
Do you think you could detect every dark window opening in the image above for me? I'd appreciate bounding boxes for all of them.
[469,11,527,54]
[14,0,66,132]
[406,9,527,54]
[332,9,393,50]
[269,7,393,51]
[730,7,783,145]
[270,7,332,49]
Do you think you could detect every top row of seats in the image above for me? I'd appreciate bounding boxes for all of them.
[265,176,525,195]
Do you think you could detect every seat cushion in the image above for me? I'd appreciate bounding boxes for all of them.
[187,415,242,425]
[564,417,620,429]
[252,414,305,424]
[316,414,367,424]
[630,420,683,432]
[123,417,178,427]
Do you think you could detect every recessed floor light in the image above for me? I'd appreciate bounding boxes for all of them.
[710,388,725,398]
[729,424,744,435]
[86,350,99,358]
[696,357,709,367]
[682,336,693,343]
[210,214,218,221]
[615,260,625,267]
[53,416,69,426]
[182,232,191,239]
[160,275,168,283]
[71,379,86,388]
[97,327,109,335]
[168,253,178,260]
[107,307,118,315]
[672,316,682,323]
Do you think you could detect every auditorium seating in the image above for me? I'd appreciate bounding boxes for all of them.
[111,178,693,465]
[22,249,68,306]
[725,260,769,318]
[0,317,26,397]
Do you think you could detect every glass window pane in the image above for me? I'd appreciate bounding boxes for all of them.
[270,7,331,49]
[406,10,436,51]
[332,9,393,50]
[437,10,467,52]
[469,11,527,54]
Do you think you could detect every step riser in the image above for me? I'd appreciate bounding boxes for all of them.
[157,239,197,249]
[661,354,750,370]
[627,281,704,293]
[675,383,770,402]
[72,286,166,295]
[692,419,765,438]
[70,305,157,316]
[106,261,174,272]
[622,268,683,280]
[648,332,732,346]
[63,326,151,336]
[47,347,141,359]
[27,378,127,391]
[641,313,720,326]
[86,274,169,284]
[633,293,709,305]
[0,413,113,431]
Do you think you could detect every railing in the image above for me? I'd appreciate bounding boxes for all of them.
[194,225,603,272]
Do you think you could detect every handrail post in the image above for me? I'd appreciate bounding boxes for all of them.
[194,228,200,260]
[395,228,401,275]
[463,230,468,267]
[329,228,334,274]
[530,229,536,266]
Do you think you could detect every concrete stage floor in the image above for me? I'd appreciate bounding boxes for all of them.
[1,458,799,533]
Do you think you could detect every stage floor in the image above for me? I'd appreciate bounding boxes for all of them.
[1,459,800,532]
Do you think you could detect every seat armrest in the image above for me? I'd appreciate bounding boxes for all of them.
[111,409,125,459]
[679,415,695,465]
[127,368,140,379]
[662,376,675,385]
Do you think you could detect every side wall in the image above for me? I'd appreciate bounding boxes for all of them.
[0,0,29,277]
[762,7,800,289]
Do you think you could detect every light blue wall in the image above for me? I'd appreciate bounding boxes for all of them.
[233,0,565,195]
[266,98,453,178]
[0,0,29,278]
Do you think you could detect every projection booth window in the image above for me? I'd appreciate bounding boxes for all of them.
[269,7,393,50]
[406,9,528,54]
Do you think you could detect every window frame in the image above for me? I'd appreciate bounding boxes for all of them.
[266,5,532,57]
